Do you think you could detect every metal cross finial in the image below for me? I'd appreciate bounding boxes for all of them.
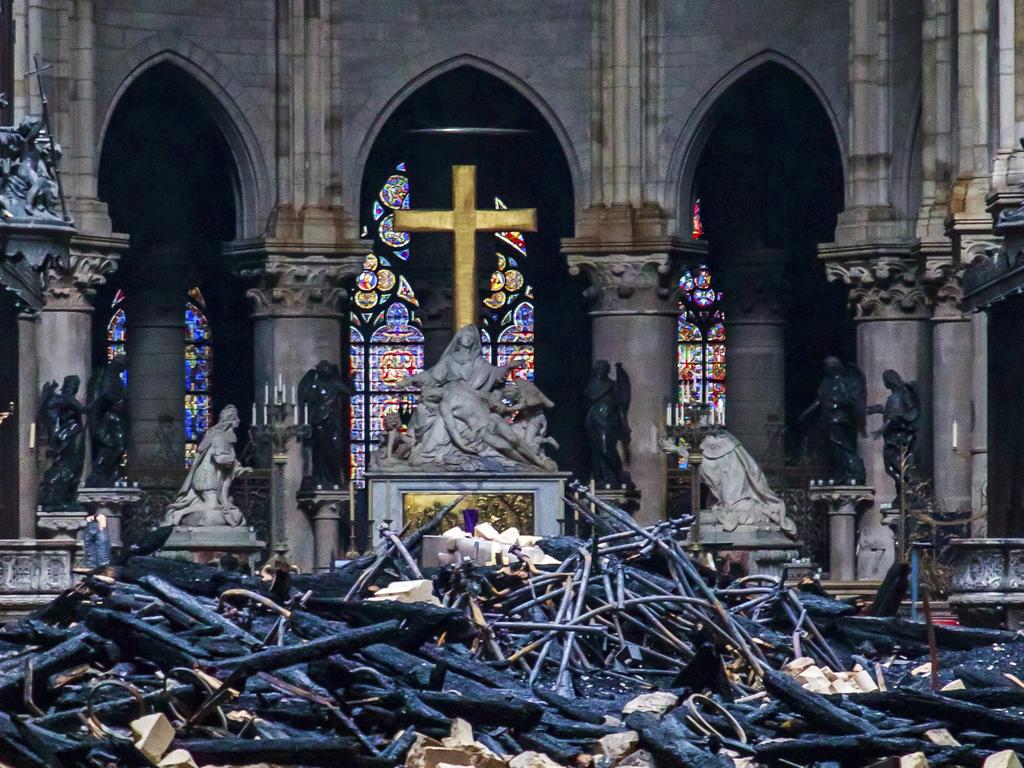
[24,53,69,221]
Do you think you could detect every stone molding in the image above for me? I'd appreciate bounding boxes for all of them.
[821,250,928,320]
[922,260,965,321]
[242,254,362,319]
[41,241,123,312]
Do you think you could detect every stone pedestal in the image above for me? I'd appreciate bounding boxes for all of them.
[697,514,801,579]
[947,538,1024,629]
[595,487,641,516]
[367,470,571,544]
[77,486,142,549]
[0,539,78,620]
[36,506,88,541]
[162,526,266,572]
[297,488,349,572]
[808,484,874,581]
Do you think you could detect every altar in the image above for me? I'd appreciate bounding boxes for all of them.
[366,470,570,542]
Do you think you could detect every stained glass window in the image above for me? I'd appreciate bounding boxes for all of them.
[678,264,725,416]
[184,288,212,467]
[482,198,535,381]
[691,198,704,240]
[107,290,128,386]
[349,164,424,486]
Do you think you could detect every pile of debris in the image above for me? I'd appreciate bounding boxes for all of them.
[0,497,1022,767]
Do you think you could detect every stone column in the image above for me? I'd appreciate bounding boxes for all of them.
[824,255,932,501]
[17,311,39,536]
[719,249,786,463]
[970,312,988,534]
[243,251,359,572]
[927,267,973,515]
[126,245,187,488]
[38,244,120,392]
[566,248,685,526]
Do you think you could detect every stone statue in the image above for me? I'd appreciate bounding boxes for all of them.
[0,116,63,221]
[86,356,129,487]
[867,369,920,502]
[699,428,797,538]
[800,356,867,485]
[379,409,413,462]
[298,360,349,489]
[856,506,896,580]
[37,375,87,509]
[583,360,632,489]
[384,324,557,472]
[163,405,252,527]
[491,380,560,457]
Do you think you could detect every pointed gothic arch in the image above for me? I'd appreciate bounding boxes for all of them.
[99,43,270,238]
[668,50,846,229]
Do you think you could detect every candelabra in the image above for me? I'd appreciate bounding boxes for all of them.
[662,398,715,552]
[249,378,310,556]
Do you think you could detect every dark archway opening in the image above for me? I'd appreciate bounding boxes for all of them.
[360,66,587,477]
[96,62,251,485]
[693,62,848,464]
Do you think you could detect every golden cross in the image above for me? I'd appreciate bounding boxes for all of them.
[394,165,536,331]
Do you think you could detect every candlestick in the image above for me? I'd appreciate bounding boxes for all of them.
[294,402,298,424]
[263,403,268,424]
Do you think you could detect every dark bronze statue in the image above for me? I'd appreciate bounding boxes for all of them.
[584,360,632,490]
[800,356,867,485]
[298,360,349,488]
[86,356,129,487]
[37,375,87,509]
[867,369,920,503]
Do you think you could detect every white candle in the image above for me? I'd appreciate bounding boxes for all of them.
[252,402,257,425]
[952,419,959,452]
[304,403,309,425]
[264,382,269,404]
[291,385,296,406]
[665,403,672,427]
[28,422,35,449]
[294,402,298,423]
[263,403,268,424]
[278,372,284,396]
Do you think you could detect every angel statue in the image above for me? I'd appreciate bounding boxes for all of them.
[37,375,87,509]
[163,404,251,527]
[86,356,129,487]
[800,356,867,485]
[298,360,349,489]
[867,369,921,503]
[584,360,632,489]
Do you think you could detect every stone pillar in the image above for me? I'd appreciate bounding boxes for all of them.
[809,485,874,581]
[17,311,38,536]
[566,246,690,526]
[970,312,988,534]
[38,245,120,393]
[243,251,358,572]
[719,249,786,463]
[927,267,973,515]
[824,255,932,501]
[126,245,187,487]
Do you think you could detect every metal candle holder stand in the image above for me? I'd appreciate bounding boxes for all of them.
[249,381,310,557]
[664,400,714,552]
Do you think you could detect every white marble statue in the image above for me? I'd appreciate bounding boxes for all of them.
[856,507,896,579]
[381,324,558,473]
[699,429,797,538]
[164,404,252,527]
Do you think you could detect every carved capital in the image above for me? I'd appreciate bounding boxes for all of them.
[242,255,360,318]
[566,253,676,313]
[41,248,120,311]
[717,249,787,320]
[823,254,928,320]
[921,260,965,320]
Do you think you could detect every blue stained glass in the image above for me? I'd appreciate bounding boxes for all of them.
[677,263,726,426]
[396,162,406,171]
[373,201,385,220]
[394,248,410,261]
